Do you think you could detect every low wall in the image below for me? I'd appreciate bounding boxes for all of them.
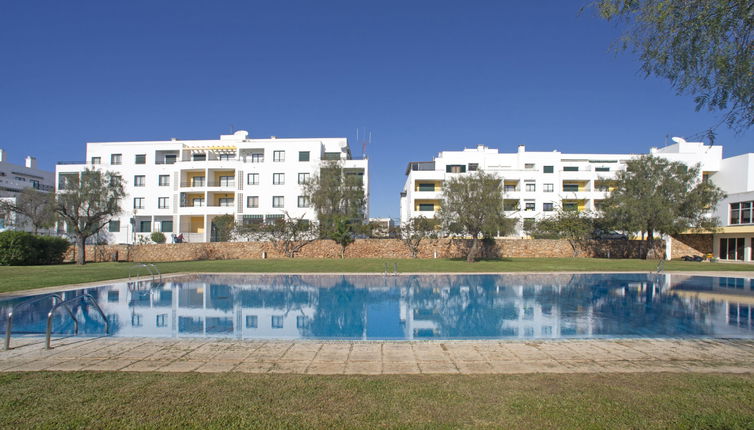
[669,234,713,259]
[64,238,664,263]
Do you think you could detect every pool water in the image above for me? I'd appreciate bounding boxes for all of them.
[1,273,752,340]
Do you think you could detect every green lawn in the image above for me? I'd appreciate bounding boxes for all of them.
[0,257,752,294]
[0,372,752,429]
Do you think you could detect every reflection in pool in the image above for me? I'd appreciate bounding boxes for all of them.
[1,273,752,340]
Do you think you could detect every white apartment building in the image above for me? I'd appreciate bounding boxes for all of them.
[400,139,723,236]
[709,152,754,262]
[0,149,55,232]
[55,130,368,244]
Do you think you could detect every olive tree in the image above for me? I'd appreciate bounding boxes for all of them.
[303,161,366,238]
[601,155,725,258]
[593,0,753,134]
[530,208,598,257]
[437,171,516,262]
[235,212,318,258]
[55,169,125,265]
[399,216,439,258]
[0,188,56,234]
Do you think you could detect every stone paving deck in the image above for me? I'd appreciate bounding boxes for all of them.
[1,337,753,374]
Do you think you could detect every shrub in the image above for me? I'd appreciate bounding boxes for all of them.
[36,236,71,264]
[0,231,70,265]
[150,232,166,244]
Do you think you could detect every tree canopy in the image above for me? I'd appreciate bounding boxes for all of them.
[0,188,56,234]
[235,212,318,258]
[594,0,753,134]
[530,208,598,257]
[56,169,125,264]
[437,171,515,262]
[303,161,366,238]
[601,154,725,257]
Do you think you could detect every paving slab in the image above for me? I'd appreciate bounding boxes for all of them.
[1,338,753,375]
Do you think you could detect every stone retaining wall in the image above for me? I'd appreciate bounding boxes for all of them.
[64,237,667,263]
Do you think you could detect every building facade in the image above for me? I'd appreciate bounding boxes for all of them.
[0,149,55,232]
[56,130,368,244]
[710,153,754,262]
[400,139,722,236]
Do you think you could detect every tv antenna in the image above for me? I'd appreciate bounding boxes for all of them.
[356,128,372,159]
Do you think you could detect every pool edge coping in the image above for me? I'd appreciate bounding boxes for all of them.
[3,270,754,298]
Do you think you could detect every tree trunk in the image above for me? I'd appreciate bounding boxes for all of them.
[645,228,654,260]
[340,244,346,259]
[76,236,86,265]
[467,237,480,263]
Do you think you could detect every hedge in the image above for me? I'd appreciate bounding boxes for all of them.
[0,231,70,265]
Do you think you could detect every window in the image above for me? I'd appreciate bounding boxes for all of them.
[299,151,310,162]
[247,196,259,208]
[298,173,310,184]
[242,215,263,225]
[111,154,122,165]
[135,154,146,164]
[468,163,479,171]
[266,214,283,224]
[297,196,310,208]
[543,203,554,212]
[133,198,144,209]
[108,220,120,232]
[156,314,168,328]
[272,196,284,208]
[563,183,579,192]
[158,175,170,186]
[134,175,145,187]
[271,315,284,329]
[543,183,554,192]
[218,154,233,161]
[160,220,173,232]
[525,183,536,192]
[719,238,745,261]
[525,202,535,211]
[164,154,177,164]
[730,202,753,225]
[595,167,610,172]
[564,166,579,172]
[107,291,119,302]
[251,153,264,163]
[323,152,340,161]
[158,197,169,209]
[273,150,285,162]
[91,157,101,165]
[504,184,516,192]
[418,203,435,212]
[563,202,578,211]
[192,197,205,207]
[219,175,234,187]
[131,314,143,327]
[137,220,151,233]
[273,173,285,185]
[191,176,205,187]
[418,183,435,192]
[218,197,233,207]
[296,316,308,329]
[245,315,258,328]
[192,153,206,161]
[504,201,518,211]
[543,165,554,173]
[525,163,535,169]
[247,173,259,185]
[446,164,466,173]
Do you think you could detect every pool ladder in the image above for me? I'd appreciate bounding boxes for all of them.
[4,293,109,350]
[656,259,665,274]
[128,263,162,283]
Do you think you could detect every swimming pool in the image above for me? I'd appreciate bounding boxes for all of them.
[2,273,752,341]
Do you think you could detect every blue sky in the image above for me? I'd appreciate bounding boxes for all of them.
[1,0,751,218]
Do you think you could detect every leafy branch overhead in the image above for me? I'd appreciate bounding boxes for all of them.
[595,0,753,134]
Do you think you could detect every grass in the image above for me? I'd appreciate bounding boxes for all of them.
[0,372,752,429]
[0,257,752,294]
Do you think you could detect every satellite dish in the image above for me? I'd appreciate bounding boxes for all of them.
[671,136,686,144]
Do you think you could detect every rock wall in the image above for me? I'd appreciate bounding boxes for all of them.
[669,234,713,259]
[64,238,664,263]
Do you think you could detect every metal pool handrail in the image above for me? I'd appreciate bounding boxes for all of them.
[46,293,109,349]
[656,259,665,274]
[128,263,162,283]
[5,294,78,350]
